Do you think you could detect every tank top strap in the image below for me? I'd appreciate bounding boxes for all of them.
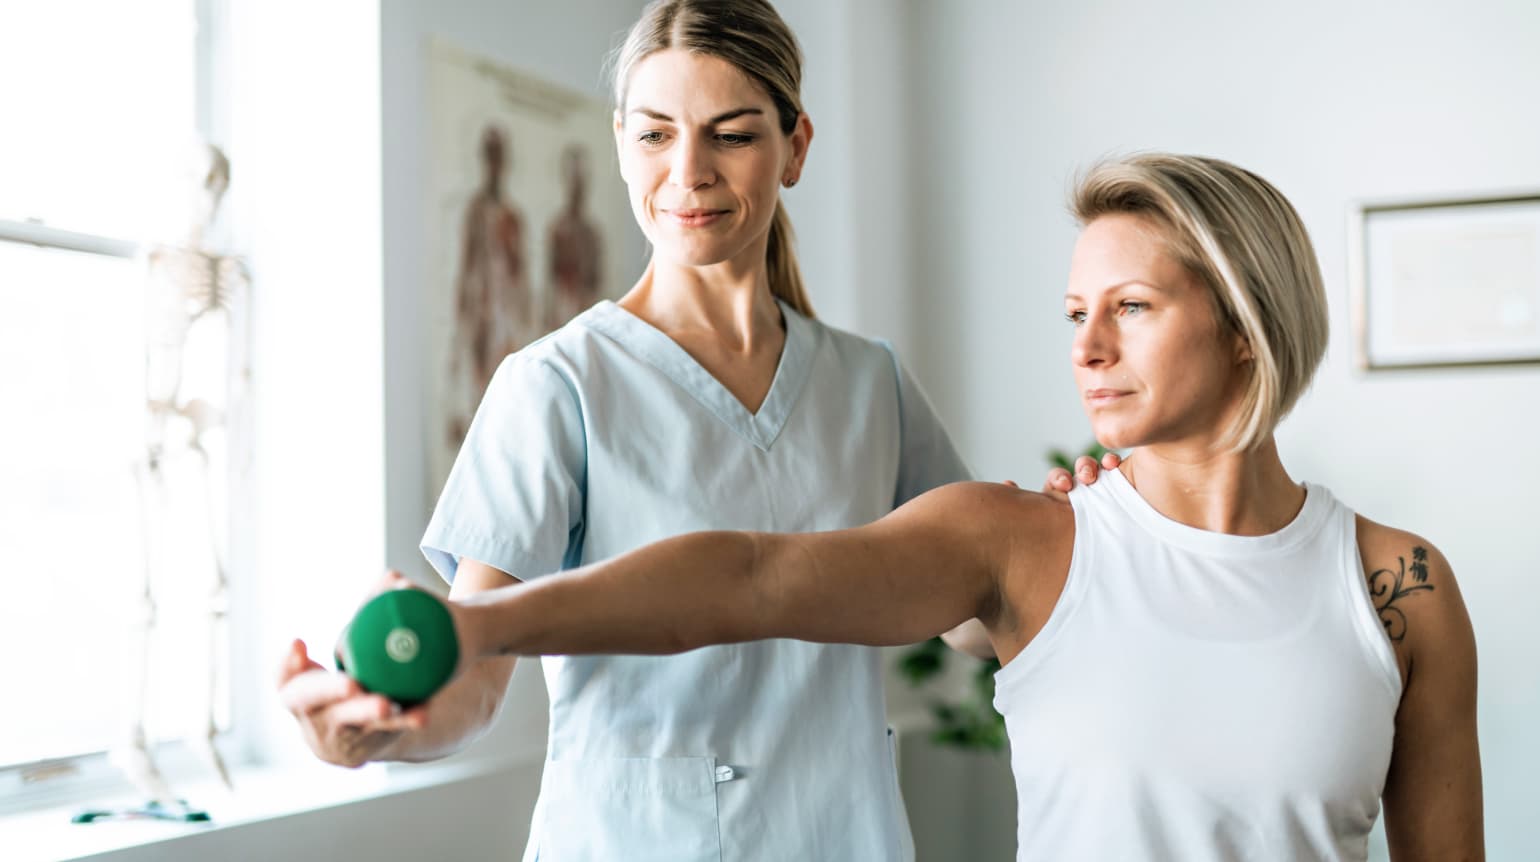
[1327,497,1404,700]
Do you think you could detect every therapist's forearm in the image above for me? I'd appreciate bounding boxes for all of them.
[453,531,767,659]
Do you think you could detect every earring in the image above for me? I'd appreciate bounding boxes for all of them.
[785,177,797,188]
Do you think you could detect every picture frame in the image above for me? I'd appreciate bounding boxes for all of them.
[1347,191,1540,370]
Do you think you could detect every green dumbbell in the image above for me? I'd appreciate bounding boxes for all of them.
[335,589,459,707]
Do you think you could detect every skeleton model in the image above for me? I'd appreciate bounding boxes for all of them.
[111,142,249,811]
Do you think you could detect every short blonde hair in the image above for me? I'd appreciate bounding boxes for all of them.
[1072,154,1328,451]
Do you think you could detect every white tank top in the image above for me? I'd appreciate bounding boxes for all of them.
[994,468,1402,861]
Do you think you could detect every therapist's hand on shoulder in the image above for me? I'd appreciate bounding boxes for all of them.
[1040,451,1121,497]
[276,573,431,769]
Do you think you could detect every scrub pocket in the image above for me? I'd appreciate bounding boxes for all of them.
[537,756,723,862]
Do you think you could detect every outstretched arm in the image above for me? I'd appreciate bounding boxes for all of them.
[453,482,1015,661]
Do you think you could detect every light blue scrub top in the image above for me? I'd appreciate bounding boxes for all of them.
[422,300,970,862]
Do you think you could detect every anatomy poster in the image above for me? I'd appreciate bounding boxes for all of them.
[426,38,629,498]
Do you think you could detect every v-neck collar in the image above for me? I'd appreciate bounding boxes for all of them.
[581,298,818,452]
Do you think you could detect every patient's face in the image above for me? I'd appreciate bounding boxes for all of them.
[1064,214,1248,451]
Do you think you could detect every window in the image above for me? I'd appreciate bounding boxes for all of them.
[0,0,233,777]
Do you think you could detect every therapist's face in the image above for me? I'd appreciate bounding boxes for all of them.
[615,49,810,270]
[1065,214,1251,452]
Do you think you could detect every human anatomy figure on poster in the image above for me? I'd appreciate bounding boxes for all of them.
[447,125,532,449]
[545,143,604,331]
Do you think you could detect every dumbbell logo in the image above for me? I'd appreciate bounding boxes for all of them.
[385,627,421,664]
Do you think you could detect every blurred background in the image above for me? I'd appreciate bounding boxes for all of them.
[2,1,1536,859]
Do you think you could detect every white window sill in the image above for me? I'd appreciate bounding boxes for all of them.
[5,753,538,862]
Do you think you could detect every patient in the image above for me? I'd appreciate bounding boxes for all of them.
[430,153,1484,861]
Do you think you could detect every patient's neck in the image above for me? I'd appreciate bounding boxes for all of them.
[1118,436,1305,536]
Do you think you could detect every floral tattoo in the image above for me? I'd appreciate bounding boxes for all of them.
[1368,545,1434,642]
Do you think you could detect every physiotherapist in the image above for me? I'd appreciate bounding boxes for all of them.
[276,1,1106,859]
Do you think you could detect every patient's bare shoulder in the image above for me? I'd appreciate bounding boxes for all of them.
[1354,515,1474,688]
[939,483,1075,661]
[893,481,1072,554]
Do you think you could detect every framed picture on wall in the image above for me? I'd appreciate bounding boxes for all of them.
[1348,192,1540,369]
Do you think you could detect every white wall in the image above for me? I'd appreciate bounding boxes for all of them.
[906,1,1540,858]
[775,0,918,353]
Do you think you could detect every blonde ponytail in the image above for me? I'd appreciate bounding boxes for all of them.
[766,200,813,317]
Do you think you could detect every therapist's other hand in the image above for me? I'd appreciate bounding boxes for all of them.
[277,638,427,768]
[1041,451,1121,496]
[278,572,432,768]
